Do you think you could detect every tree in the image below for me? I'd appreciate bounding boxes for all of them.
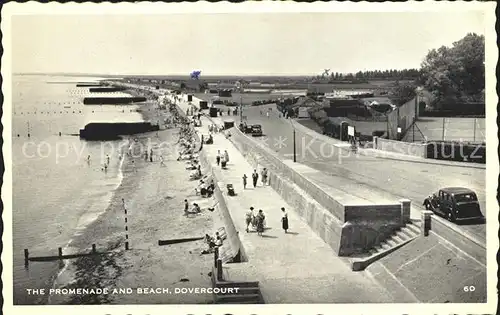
[392,82,417,106]
[420,33,485,108]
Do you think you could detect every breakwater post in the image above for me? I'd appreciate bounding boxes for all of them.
[123,198,130,250]
[24,249,29,268]
[216,258,223,281]
[214,247,219,268]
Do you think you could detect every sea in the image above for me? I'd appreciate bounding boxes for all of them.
[11,74,143,304]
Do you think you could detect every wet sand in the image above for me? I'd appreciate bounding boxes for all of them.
[50,92,217,304]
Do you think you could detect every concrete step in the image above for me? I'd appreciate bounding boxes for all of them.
[386,238,398,247]
[215,293,262,303]
[230,287,261,295]
[216,281,260,288]
[406,222,421,235]
[400,227,418,239]
[216,299,264,304]
[392,232,408,243]
[380,242,392,251]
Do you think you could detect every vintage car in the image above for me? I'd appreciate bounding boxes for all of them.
[250,124,263,137]
[423,187,484,222]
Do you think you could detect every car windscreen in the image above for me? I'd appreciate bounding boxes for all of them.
[454,193,478,203]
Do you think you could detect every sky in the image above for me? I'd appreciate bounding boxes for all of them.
[12,12,486,76]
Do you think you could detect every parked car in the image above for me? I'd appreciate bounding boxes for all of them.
[250,124,263,137]
[423,187,484,222]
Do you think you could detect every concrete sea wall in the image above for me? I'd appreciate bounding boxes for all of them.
[373,136,427,158]
[230,126,406,256]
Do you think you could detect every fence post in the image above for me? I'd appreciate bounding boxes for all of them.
[216,259,223,281]
[473,118,476,142]
[442,117,445,141]
[214,247,219,268]
[24,249,29,267]
[123,198,130,250]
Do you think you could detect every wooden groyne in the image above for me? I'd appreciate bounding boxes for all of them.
[83,97,147,105]
[76,83,102,87]
[79,122,160,140]
[24,244,102,267]
[158,236,204,246]
[88,87,128,93]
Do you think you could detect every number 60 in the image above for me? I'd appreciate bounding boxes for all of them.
[463,286,476,292]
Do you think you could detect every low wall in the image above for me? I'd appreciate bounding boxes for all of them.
[230,126,405,256]
[373,136,427,158]
[429,215,486,265]
[212,178,247,262]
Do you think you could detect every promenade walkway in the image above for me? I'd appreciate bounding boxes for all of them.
[169,93,396,303]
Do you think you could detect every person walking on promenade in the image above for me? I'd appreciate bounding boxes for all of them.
[256,210,265,236]
[281,207,289,233]
[245,207,254,232]
[159,155,165,167]
[242,174,248,189]
[150,149,154,162]
[252,170,259,188]
[224,150,229,163]
[227,108,231,116]
[261,168,268,186]
[220,154,227,169]
[216,150,221,166]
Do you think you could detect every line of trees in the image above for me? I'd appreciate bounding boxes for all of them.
[319,68,421,81]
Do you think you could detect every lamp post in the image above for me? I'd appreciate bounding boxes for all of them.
[293,127,297,163]
[291,119,297,163]
[240,95,243,123]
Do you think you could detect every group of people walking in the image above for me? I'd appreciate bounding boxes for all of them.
[242,168,268,189]
[215,149,230,169]
[245,206,289,236]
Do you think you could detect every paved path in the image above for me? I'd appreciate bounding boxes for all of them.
[168,93,397,303]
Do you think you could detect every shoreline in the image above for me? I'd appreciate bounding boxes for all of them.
[48,87,217,305]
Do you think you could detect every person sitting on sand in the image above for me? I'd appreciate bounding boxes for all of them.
[214,232,223,247]
[204,234,215,247]
[192,203,201,213]
[206,134,213,144]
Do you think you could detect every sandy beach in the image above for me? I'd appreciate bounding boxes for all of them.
[50,90,218,304]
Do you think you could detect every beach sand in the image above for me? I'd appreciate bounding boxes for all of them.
[50,92,217,305]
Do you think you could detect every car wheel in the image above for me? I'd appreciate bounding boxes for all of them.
[447,211,456,222]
